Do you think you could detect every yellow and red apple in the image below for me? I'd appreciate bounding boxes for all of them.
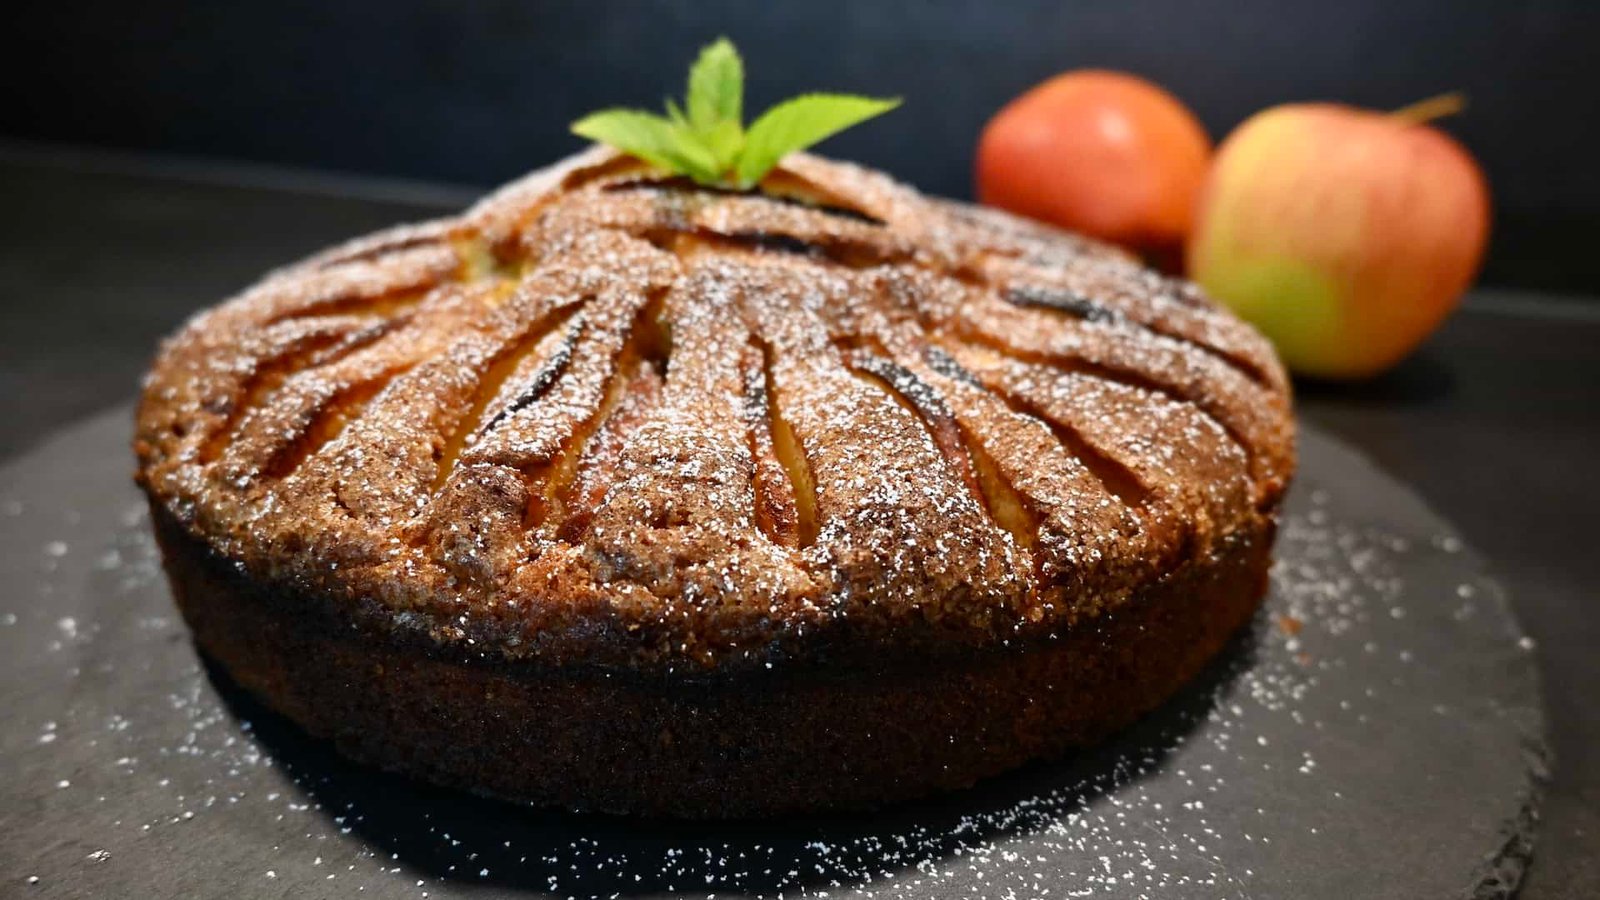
[1187,97,1490,379]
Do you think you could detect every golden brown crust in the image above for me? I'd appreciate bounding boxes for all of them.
[135,149,1294,676]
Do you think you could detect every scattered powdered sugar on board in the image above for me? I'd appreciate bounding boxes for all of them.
[0,414,1544,899]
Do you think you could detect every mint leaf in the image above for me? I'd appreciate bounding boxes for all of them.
[686,38,743,135]
[734,94,900,188]
[571,109,721,183]
[665,97,689,129]
[683,38,745,172]
[662,100,728,171]
[698,119,744,172]
[571,41,899,189]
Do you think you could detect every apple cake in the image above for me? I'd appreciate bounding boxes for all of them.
[134,148,1295,818]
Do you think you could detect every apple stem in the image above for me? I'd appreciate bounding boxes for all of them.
[1390,92,1467,125]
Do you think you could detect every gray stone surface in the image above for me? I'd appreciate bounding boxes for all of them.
[0,409,1545,898]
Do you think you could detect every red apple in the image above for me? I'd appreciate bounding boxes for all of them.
[1187,95,1490,379]
[977,70,1212,266]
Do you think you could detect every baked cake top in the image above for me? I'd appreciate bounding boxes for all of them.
[135,149,1294,672]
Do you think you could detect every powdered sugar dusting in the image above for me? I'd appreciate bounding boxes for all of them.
[0,459,1543,897]
[132,151,1293,671]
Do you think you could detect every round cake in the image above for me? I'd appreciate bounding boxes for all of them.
[134,149,1295,818]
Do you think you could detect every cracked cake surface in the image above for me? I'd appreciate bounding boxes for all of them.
[135,148,1293,677]
[137,149,1296,815]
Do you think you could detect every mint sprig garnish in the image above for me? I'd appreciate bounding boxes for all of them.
[571,38,900,190]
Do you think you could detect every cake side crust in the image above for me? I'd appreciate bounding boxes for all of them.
[154,498,1275,818]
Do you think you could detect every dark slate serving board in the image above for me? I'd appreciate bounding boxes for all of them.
[0,407,1546,899]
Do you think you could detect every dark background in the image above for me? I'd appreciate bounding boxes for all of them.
[4,0,1599,294]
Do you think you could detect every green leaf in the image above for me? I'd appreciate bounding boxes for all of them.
[734,93,900,188]
[571,108,721,183]
[665,98,689,129]
[686,37,743,134]
[572,40,900,189]
[698,118,744,172]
